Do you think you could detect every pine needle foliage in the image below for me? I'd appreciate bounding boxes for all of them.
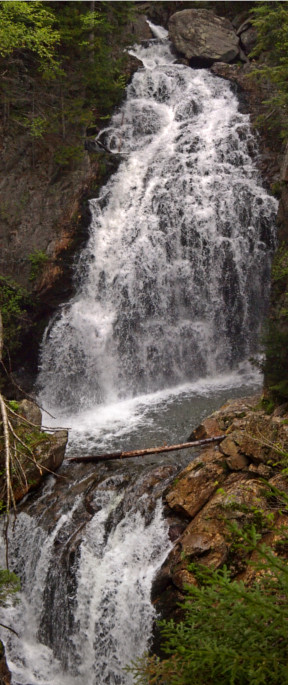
[250,2,288,141]
[130,526,288,685]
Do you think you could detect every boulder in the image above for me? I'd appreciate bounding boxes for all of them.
[168,9,239,65]
[17,399,42,427]
[165,449,226,519]
[238,23,257,56]
[12,429,68,502]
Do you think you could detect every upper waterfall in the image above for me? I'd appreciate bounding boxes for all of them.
[38,27,277,413]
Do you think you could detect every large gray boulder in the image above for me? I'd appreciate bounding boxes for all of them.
[168,9,240,64]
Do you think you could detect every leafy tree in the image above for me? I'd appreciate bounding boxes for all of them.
[0,1,60,74]
[0,1,135,167]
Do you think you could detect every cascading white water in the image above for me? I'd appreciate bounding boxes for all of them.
[1,22,278,685]
[0,478,172,685]
[38,26,277,414]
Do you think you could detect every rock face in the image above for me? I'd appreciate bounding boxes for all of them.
[153,395,288,628]
[168,9,239,65]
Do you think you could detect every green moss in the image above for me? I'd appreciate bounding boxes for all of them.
[8,400,19,412]
[28,250,49,281]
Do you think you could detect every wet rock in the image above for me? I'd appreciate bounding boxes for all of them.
[188,416,224,441]
[166,472,271,583]
[168,521,188,542]
[165,449,226,519]
[154,395,288,624]
[248,462,273,478]
[236,414,288,464]
[168,9,239,65]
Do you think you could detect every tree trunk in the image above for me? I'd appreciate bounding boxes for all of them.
[67,435,225,463]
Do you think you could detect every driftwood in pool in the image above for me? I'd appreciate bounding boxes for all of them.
[67,435,225,463]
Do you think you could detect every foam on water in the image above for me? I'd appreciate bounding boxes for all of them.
[0,496,171,685]
[43,360,261,455]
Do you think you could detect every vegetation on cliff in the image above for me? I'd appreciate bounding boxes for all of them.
[130,396,288,684]
[246,2,288,402]
[263,245,288,402]
[0,1,136,383]
[131,525,288,684]
[250,1,288,142]
[0,1,134,163]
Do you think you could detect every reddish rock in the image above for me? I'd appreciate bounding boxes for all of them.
[220,436,242,458]
[225,454,249,471]
[165,450,225,519]
[189,416,224,441]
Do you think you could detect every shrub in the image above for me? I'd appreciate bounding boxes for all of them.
[130,526,288,685]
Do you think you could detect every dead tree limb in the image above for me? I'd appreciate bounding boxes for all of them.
[67,435,225,464]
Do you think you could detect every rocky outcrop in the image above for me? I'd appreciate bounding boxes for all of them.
[153,395,288,619]
[168,9,240,65]
[0,399,68,503]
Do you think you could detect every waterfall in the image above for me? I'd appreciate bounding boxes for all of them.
[0,474,172,685]
[38,26,277,415]
[1,22,278,685]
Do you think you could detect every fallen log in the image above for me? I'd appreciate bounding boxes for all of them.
[67,435,225,463]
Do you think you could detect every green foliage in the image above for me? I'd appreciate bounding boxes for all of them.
[262,246,288,402]
[0,1,60,73]
[0,2,135,167]
[130,526,288,685]
[21,115,47,139]
[0,276,31,357]
[271,245,288,288]
[28,250,48,282]
[0,569,20,607]
[8,401,19,413]
[54,144,84,168]
[250,2,288,141]
[258,396,275,415]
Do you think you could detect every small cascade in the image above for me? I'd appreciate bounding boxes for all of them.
[38,26,277,414]
[0,471,173,685]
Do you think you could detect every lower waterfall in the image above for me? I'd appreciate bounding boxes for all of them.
[0,472,173,685]
[0,21,278,685]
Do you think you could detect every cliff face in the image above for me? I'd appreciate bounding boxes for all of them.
[151,394,288,651]
[0,8,151,388]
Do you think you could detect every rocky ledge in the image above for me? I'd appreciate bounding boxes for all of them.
[0,399,68,504]
[153,395,288,632]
